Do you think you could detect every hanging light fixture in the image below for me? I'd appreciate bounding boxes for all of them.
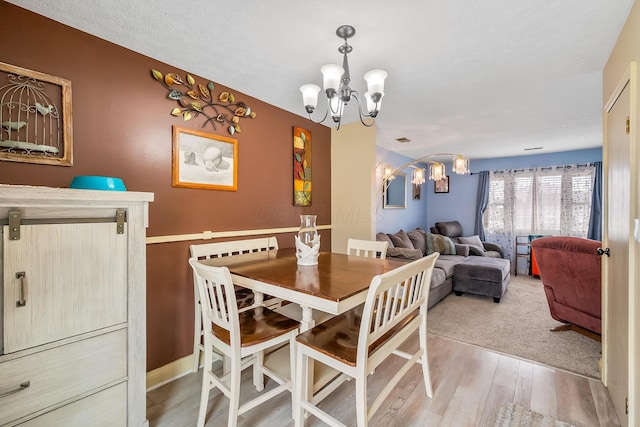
[412,167,426,185]
[428,162,446,182]
[382,163,396,182]
[452,154,470,175]
[300,25,387,130]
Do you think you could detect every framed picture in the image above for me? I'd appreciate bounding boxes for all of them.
[172,125,238,191]
[412,183,421,200]
[434,176,449,193]
[0,62,73,166]
[293,126,312,206]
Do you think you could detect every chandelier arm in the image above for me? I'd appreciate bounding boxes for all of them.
[305,108,329,125]
[328,96,343,116]
[348,92,376,127]
[351,92,375,118]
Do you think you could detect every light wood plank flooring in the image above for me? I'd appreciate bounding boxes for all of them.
[147,333,620,426]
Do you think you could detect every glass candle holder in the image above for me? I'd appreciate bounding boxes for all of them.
[298,214,318,247]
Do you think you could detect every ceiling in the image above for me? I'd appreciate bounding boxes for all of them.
[6,0,634,160]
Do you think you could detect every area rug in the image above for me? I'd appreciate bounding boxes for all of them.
[427,275,601,378]
[495,403,576,427]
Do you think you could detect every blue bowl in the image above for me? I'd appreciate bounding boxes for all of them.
[69,176,126,191]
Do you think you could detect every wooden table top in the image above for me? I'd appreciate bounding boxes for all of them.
[203,248,406,302]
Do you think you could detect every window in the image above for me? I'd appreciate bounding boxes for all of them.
[484,164,595,238]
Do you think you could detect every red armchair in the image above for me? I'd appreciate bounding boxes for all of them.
[531,236,602,336]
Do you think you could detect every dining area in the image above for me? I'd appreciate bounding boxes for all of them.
[185,226,439,427]
[145,225,619,427]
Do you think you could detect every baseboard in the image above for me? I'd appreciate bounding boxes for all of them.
[146,353,198,392]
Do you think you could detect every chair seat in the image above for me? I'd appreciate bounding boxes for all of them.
[296,305,419,367]
[212,307,300,347]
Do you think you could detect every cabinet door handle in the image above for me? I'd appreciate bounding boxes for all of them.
[16,271,26,307]
[0,381,30,398]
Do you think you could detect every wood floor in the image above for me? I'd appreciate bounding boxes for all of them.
[147,333,620,427]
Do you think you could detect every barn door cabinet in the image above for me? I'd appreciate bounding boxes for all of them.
[0,185,153,426]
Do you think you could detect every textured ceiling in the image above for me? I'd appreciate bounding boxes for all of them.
[6,0,634,160]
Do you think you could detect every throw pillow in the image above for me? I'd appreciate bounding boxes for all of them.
[426,233,456,255]
[435,221,463,238]
[407,228,427,255]
[458,235,485,253]
[386,247,423,260]
[387,230,413,249]
[376,232,394,248]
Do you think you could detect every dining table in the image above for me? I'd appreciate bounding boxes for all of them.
[199,246,407,401]
[199,247,406,331]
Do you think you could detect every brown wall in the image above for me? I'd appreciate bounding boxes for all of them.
[0,2,331,371]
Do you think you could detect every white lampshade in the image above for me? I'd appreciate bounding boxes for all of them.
[320,64,344,92]
[300,84,321,109]
[429,162,446,181]
[329,96,344,120]
[364,69,387,95]
[364,91,384,113]
[452,155,470,175]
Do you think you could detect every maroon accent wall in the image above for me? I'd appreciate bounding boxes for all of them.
[0,3,331,371]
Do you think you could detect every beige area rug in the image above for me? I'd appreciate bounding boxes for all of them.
[495,403,576,427]
[427,275,602,379]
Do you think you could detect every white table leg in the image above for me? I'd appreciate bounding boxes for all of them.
[252,291,265,391]
[298,304,316,419]
[253,290,264,307]
[300,305,315,332]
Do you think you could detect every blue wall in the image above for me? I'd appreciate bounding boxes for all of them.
[426,148,603,235]
[376,146,429,233]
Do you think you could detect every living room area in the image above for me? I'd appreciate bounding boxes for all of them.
[370,144,604,380]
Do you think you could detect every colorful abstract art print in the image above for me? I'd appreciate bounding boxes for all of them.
[293,127,311,206]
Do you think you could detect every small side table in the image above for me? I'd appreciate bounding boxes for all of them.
[514,235,530,276]
[514,235,547,277]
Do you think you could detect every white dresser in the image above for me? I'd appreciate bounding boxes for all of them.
[0,185,153,426]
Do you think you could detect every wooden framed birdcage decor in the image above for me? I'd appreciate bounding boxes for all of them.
[0,62,73,166]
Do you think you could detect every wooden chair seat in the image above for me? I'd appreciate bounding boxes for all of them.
[296,306,418,367]
[212,307,300,348]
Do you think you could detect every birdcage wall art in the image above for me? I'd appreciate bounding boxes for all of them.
[0,62,73,166]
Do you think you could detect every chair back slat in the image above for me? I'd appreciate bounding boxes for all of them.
[358,253,438,360]
[346,238,389,259]
[190,236,278,260]
[189,258,238,346]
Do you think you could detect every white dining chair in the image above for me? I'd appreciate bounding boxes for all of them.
[294,252,439,426]
[189,258,299,427]
[189,237,280,373]
[346,238,389,259]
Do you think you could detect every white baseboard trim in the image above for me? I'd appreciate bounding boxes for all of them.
[146,353,198,392]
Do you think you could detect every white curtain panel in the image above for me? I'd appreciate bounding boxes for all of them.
[484,164,595,267]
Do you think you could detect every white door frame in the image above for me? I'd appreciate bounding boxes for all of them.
[602,60,637,426]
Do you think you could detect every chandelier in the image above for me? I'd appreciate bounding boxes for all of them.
[299,25,387,129]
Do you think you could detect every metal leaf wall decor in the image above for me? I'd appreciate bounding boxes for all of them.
[151,69,256,136]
